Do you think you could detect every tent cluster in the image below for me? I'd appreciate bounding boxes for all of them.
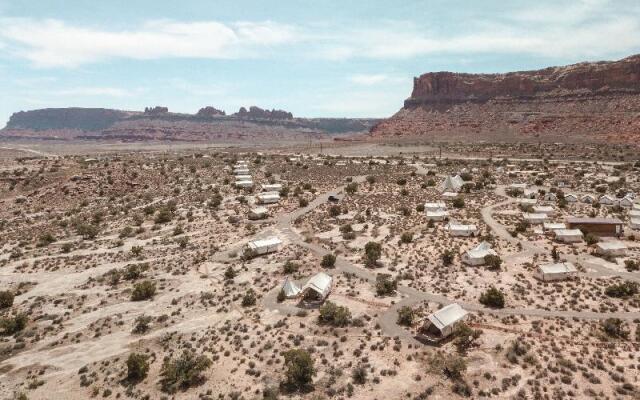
[281,272,333,302]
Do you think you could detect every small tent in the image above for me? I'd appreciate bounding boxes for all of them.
[282,277,301,298]
[301,272,333,302]
[422,303,469,339]
[536,262,578,281]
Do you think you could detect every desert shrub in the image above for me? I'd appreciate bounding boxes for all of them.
[364,241,382,267]
[479,286,505,308]
[604,281,638,298]
[0,313,27,336]
[416,204,425,212]
[318,301,351,327]
[37,232,56,247]
[281,349,315,392]
[132,315,153,334]
[224,266,237,280]
[126,353,149,383]
[397,306,415,326]
[352,366,367,384]
[441,250,454,266]
[0,291,14,309]
[505,339,530,364]
[131,280,156,301]
[454,323,482,354]
[130,245,143,257]
[624,260,639,272]
[400,232,414,244]
[484,254,503,270]
[159,351,212,393]
[298,197,309,207]
[602,318,628,339]
[321,253,336,268]
[328,205,341,217]
[283,261,299,274]
[277,289,286,303]
[585,233,599,245]
[375,273,397,296]
[443,355,467,380]
[345,183,358,194]
[241,289,257,307]
[515,220,530,233]
[154,207,173,224]
[76,223,99,240]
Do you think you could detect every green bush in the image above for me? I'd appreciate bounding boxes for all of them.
[159,351,212,393]
[585,233,599,245]
[400,232,414,244]
[441,250,455,266]
[321,253,336,269]
[318,301,351,327]
[483,254,503,270]
[277,289,286,303]
[479,286,505,308]
[364,241,382,267]
[241,289,257,307]
[0,291,14,309]
[126,353,149,383]
[281,349,315,392]
[604,281,638,298]
[0,313,27,336]
[396,306,414,326]
[375,273,397,296]
[601,318,628,339]
[131,280,156,301]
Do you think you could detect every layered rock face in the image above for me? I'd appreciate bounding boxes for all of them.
[372,55,640,143]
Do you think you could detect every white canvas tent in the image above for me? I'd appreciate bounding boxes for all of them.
[447,222,479,237]
[282,277,301,298]
[462,241,497,266]
[256,192,280,204]
[564,194,578,203]
[543,222,566,232]
[440,175,464,193]
[262,184,283,192]
[235,180,253,188]
[246,237,282,256]
[533,205,555,216]
[536,262,578,281]
[424,202,446,212]
[236,175,252,182]
[630,218,640,230]
[523,213,548,224]
[555,229,583,243]
[426,210,448,221]
[234,168,250,175]
[596,241,627,257]
[301,272,333,301]
[581,194,596,204]
[424,303,469,338]
[248,206,268,220]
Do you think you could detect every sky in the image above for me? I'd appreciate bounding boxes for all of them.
[0,0,639,125]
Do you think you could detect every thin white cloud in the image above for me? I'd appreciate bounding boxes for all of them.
[0,18,298,67]
[53,87,138,97]
[348,73,407,86]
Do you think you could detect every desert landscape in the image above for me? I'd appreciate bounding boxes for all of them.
[1,1,640,398]
[0,141,638,400]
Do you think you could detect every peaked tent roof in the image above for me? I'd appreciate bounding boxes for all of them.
[282,277,301,298]
[428,303,468,331]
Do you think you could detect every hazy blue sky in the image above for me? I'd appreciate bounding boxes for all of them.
[1,0,639,125]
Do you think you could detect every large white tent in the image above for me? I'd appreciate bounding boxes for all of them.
[462,241,497,266]
[440,175,464,193]
[535,262,578,281]
[301,272,333,301]
[424,303,469,338]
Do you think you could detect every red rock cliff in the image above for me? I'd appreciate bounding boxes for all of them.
[373,54,640,143]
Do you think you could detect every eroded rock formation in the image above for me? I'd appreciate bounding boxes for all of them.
[372,54,640,143]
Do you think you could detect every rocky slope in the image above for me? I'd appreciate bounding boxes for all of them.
[1,106,378,142]
[372,54,640,143]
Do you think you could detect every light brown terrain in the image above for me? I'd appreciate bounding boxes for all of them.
[0,141,638,400]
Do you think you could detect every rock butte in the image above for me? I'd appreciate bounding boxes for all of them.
[371,54,640,143]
